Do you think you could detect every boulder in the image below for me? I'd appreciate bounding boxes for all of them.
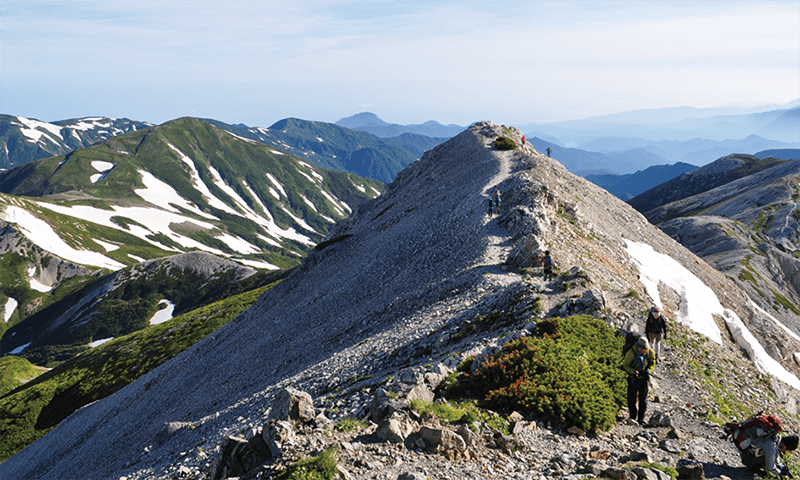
[604,467,638,480]
[418,425,467,453]
[261,419,294,457]
[676,459,705,480]
[269,387,315,423]
[211,434,271,480]
[375,411,416,443]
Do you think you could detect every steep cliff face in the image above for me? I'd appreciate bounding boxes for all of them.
[2,122,798,480]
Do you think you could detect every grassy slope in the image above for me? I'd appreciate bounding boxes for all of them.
[0,281,276,463]
[0,357,48,397]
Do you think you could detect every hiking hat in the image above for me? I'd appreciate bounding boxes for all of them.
[651,306,662,318]
[783,435,799,451]
[636,337,649,349]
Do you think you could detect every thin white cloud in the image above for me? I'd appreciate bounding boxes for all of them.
[3,1,798,124]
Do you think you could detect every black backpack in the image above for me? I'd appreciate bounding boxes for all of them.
[622,331,642,358]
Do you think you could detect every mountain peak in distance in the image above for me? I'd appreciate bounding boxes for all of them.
[335,112,390,129]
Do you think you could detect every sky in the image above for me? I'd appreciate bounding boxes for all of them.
[2,0,799,127]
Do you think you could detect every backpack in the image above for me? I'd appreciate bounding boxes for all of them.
[724,413,783,451]
[622,331,641,358]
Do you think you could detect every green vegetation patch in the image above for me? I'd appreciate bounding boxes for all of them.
[273,445,338,480]
[472,315,626,432]
[495,137,517,151]
[0,357,47,397]
[0,282,275,463]
[410,398,509,434]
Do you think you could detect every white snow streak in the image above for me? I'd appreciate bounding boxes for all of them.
[3,297,17,322]
[0,206,125,270]
[625,239,800,389]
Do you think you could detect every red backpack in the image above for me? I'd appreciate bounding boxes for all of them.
[724,413,783,451]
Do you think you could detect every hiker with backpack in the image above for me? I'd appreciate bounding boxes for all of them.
[645,306,669,358]
[725,413,798,477]
[493,189,502,212]
[621,336,656,425]
[487,197,495,216]
[540,250,555,281]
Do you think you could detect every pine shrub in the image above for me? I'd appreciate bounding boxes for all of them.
[495,137,516,150]
[473,315,626,432]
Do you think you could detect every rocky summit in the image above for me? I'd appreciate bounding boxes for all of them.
[1,122,798,480]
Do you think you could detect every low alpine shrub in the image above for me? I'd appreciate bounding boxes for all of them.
[473,315,626,432]
[495,137,516,150]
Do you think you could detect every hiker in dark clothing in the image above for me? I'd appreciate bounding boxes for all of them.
[621,336,656,425]
[645,306,668,358]
[546,147,552,157]
[540,250,554,280]
[741,433,798,476]
[487,197,495,216]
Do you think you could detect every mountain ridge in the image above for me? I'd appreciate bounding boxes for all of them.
[3,121,799,480]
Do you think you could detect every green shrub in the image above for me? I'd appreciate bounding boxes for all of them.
[410,399,508,433]
[473,315,626,432]
[273,445,338,480]
[333,417,367,432]
[495,137,516,151]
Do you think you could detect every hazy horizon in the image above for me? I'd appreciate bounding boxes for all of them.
[3,1,798,128]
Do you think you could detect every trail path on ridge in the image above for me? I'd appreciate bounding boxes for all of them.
[476,149,517,279]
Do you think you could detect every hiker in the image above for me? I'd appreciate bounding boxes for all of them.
[540,250,554,280]
[726,413,798,477]
[621,336,656,425]
[487,197,495,216]
[493,189,502,211]
[546,147,552,157]
[743,433,798,476]
[645,306,669,358]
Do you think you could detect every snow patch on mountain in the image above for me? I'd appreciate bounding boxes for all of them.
[27,266,52,292]
[0,206,125,270]
[2,297,17,322]
[149,300,175,325]
[726,309,800,389]
[13,117,62,144]
[94,239,120,252]
[624,239,724,344]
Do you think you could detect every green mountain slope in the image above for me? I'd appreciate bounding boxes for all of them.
[205,117,428,182]
[0,356,47,397]
[0,280,277,464]
[0,117,383,270]
[1,251,284,366]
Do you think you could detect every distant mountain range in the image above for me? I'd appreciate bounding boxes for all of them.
[335,112,466,138]
[584,162,698,200]
[205,117,448,183]
[521,101,800,144]
[528,134,800,176]
[0,115,151,170]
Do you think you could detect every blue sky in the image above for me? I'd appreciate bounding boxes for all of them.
[2,1,798,127]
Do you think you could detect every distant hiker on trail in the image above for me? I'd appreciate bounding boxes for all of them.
[521,135,526,144]
[487,197,495,216]
[540,250,555,280]
[621,336,656,425]
[493,189,502,211]
[645,306,668,358]
[725,413,798,477]
[546,147,552,157]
